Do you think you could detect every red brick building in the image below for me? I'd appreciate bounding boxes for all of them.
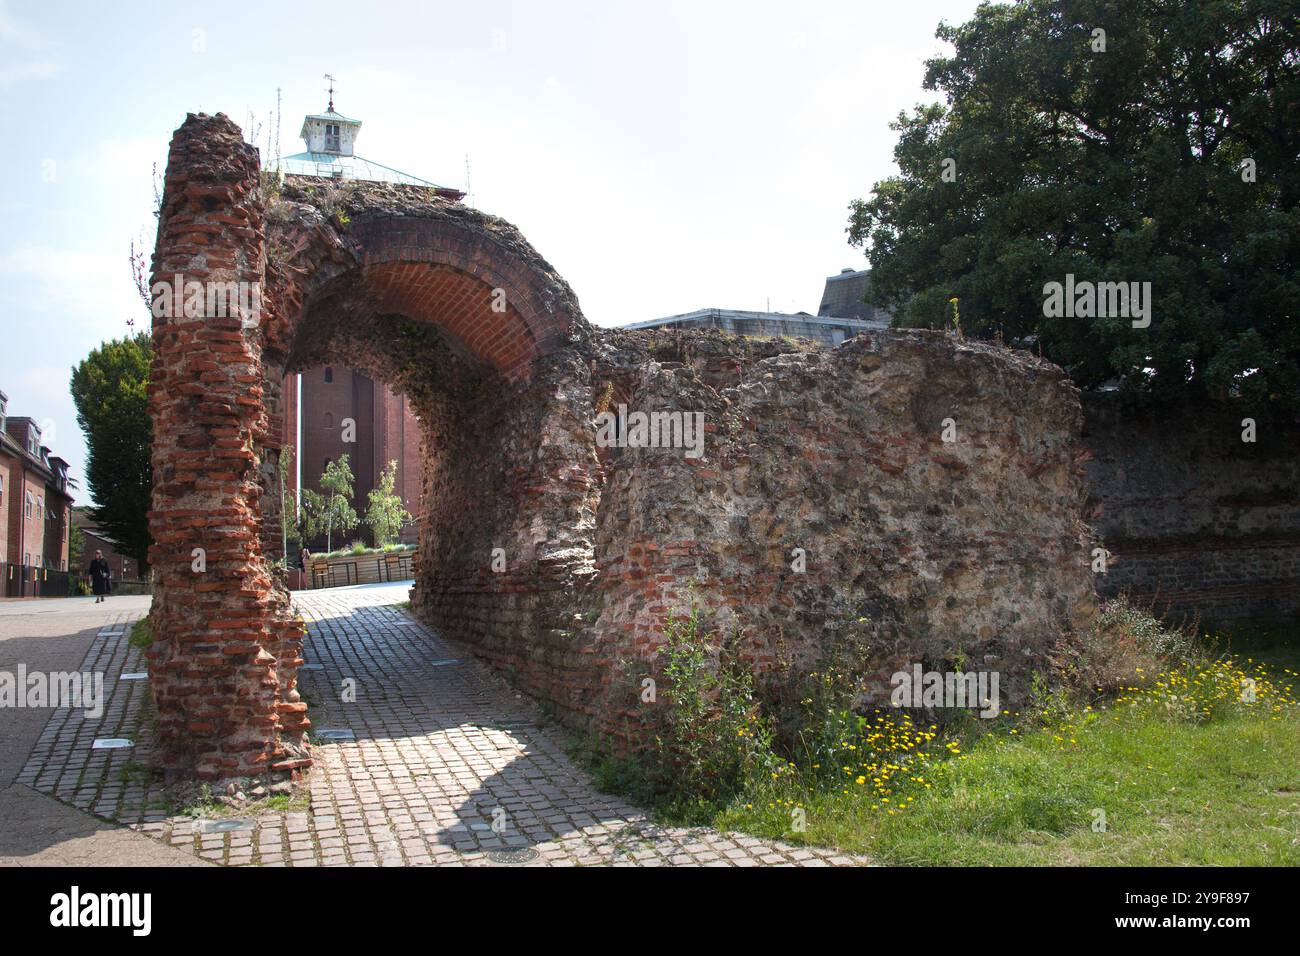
[71,507,139,583]
[280,368,422,545]
[0,390,74,595]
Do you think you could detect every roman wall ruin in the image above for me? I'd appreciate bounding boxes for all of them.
[148,112,1100,784]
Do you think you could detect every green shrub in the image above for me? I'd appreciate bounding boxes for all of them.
[652,608,782,819]
[1054,596,1199,697]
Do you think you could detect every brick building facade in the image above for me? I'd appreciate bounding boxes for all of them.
[0,389,74,595]
[71,507,140,583]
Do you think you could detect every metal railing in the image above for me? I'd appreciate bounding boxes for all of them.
[301,551,415,589]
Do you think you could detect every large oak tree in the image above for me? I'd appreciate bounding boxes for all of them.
[849,0,1298,410]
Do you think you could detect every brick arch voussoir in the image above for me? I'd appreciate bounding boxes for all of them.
[345,213,585,379]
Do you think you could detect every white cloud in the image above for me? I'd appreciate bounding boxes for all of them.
[83,136,168,185]
[0,59,61,88]
[0,244,139,322]
[0,1,62,88]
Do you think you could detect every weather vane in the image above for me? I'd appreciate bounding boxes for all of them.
[324,73,335,112]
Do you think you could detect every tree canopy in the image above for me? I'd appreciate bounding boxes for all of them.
[69,332,153,571]
[301,454,358,552]
[849,0,1299,410]
[366,459,412,547]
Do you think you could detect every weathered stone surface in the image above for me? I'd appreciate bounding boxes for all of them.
[583,329,1097,738]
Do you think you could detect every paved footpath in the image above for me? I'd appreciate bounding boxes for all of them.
[0,595,203,866]
[3,583,866,866]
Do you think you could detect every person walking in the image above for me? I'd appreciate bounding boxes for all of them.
[298,547,311,590]
[88,550,111,604]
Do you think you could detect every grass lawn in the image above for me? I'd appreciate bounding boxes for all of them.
[716,706,1299,865]
[636,618,1300,866]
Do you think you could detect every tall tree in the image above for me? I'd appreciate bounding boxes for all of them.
[365,459,412,547]
[849,0,1299,411]
[69,333,153,571]
[301,454,358,553]
[278,443,296,567]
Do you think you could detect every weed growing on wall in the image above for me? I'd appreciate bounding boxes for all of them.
[652,608,783,821]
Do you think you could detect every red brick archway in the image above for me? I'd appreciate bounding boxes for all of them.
[338,215,580,379]
[263,183,590,384]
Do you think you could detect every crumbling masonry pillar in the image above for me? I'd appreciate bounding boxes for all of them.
[146,113,310,784]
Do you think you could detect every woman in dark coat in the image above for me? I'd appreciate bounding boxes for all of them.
[88,550,111,603]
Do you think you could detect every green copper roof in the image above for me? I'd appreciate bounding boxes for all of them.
[273,151,447,188]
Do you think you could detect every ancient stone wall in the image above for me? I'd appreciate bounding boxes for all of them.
[148,112,1102,784]
[407,349,606,712]
[586,330,1097,738]
[1083,396,1300,623]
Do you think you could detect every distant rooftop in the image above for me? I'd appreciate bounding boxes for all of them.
[300,108,360,132]
[623,308,882,331]
[621,307,887,347]
[618,267,892,348]
[818,268,889,324]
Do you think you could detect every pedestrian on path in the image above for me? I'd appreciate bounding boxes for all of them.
[88,550,111,603]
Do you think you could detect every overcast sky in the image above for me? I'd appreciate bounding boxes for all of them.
[0,0,983,498]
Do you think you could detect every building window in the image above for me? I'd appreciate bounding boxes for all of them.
[323,412,334,429]
[325,123,340,152]
[25,491,33,518]
[324,367,334,383]
[35,496,42,519]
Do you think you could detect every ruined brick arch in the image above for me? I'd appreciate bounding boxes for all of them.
[146,112,602,786]
[259,172,607,680]
[263,185,591,383]
[147,112,1100,790]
